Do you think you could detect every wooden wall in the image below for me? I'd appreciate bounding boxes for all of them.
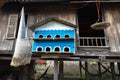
[0,10,15,51]
[27,5,76,37]
[104,3,120,52]
[0,3,76,53]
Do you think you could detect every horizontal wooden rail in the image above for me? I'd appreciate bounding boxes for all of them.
[79,37,107,47]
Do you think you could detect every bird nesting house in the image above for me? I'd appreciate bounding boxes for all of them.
[30,18,76,54]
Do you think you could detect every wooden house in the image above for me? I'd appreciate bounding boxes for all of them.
[0,0,120,80]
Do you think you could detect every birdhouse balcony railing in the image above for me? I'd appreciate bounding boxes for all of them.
[79,37,109,47]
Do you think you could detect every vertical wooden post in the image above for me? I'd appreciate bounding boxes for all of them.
[85,62,89,80]
[18,66,24,80]
[18,65,28,80]
[98,62,102,80]
[28,60,35,80]
[79,61,82,78]
[59,60,64,80]
[117,63,120,76]
[54,60,59,80]
[110,62,116,80]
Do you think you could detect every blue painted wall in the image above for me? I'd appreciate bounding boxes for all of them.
[32,40,75,53]
[32,30,75,53]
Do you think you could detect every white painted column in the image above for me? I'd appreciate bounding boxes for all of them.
[54,60,59,80]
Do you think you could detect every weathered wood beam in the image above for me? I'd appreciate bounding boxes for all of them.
[85,62,89,80]
[117,63,120,76]
[54,60,59,80]
[110,62,116,80]
[70,0,120,3]
[59,60,64,80]
[79,61,82,78]
[28,61,35,80]
[98,62,102,80]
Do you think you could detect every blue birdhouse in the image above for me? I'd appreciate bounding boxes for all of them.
[30,18,76,54]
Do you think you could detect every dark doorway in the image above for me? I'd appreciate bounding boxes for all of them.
[78,3,104,37]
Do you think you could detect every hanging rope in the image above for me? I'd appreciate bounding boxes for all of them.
[96,0,101,21]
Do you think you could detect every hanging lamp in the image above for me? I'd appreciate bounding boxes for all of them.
[91,0,110,30]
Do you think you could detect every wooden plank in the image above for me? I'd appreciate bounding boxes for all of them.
[59,60,64,80]
[0,12,15,51]
[104,4,120,52]
[85,62,89,80]
[37,6,76,25]
[111,63,116,78]
[79,61,82,78]
[26,5,76,38]
[110,62,116,80]
[98,62,102,80]
[28,61,35,80]
[54,60,59,80]
[117,63,120,76]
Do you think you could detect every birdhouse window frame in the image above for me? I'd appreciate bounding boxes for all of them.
[45,46,51,52]
[64,46,70,52]
[55,34,60,38]
[54,46,61,52]
[37,46,43,52]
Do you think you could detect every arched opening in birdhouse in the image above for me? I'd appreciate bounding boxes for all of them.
[46,47,51,52]
[39,35,43,38]
[37,47,42,52]
[65,35,70,38]
[47,35,52,38]
[64,47,70,52]
[55,35,60,38]
[54,47,60,52]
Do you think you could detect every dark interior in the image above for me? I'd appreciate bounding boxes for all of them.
[39,35,43,38]
[55,35,60,38]
[46,47,51,52]
[78,3,104,37]
[47,35,52,38]
[37,47,42,51]
[55,47,60,52]
[64,47,69,52]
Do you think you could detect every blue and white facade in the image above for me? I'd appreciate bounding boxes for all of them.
[31,19,76,54]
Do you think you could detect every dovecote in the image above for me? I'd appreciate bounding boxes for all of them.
[30,17,76,54]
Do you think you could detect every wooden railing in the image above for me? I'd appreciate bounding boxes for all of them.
[79,37,108,47]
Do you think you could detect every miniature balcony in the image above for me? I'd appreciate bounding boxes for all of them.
[78,37,110,50]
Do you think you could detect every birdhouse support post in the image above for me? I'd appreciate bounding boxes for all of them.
[54,59,59,80]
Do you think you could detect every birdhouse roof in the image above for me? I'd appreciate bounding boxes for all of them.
[29,17,77,31]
